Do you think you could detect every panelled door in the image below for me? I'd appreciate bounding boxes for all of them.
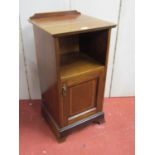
[61,70,105,125]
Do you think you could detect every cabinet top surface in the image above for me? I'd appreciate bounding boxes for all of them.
[29,10,116,36]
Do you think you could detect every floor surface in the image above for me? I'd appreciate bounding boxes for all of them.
[19,97,135,155]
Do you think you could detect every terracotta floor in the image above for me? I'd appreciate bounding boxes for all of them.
[19,97,135,155]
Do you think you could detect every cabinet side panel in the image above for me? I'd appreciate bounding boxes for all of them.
[33,26,60,124]
[102,29,111,106]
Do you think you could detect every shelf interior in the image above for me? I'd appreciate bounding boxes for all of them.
[60,52,104,81]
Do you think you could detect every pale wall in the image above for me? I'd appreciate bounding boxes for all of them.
[19,0,135,99]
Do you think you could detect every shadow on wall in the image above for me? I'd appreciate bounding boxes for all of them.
[21,24,41,99]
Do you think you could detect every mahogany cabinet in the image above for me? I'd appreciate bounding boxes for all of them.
[29,10,116,139]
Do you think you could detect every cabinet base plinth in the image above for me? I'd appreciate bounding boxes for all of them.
[41,104,104,140]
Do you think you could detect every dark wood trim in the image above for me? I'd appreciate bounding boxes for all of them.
[60,111,104,137]
[41,103,104,139]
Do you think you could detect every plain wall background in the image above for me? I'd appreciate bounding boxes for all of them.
[19,0,135,99]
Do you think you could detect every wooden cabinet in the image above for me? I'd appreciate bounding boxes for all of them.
[29,10,116,139]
